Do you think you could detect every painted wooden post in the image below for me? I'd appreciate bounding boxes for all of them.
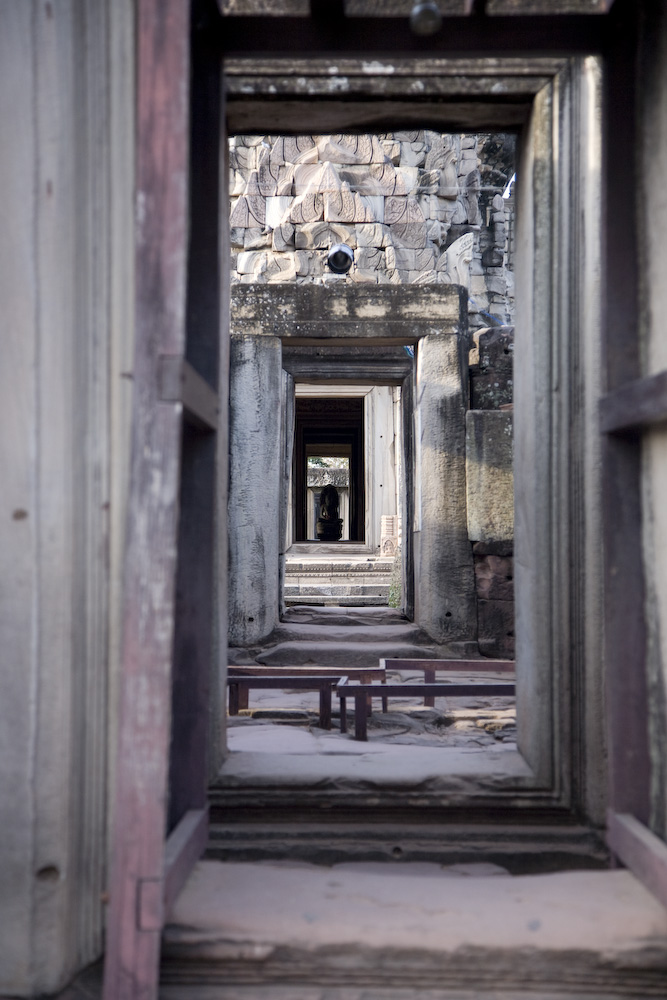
[102,0,191,996]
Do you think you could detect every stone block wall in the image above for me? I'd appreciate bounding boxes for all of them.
[229,131,515,330]
[467,326,515,658]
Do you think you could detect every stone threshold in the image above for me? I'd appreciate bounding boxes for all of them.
[160,860,667,995]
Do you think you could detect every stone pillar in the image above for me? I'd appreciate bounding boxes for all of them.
[413,333,476,645]
[228,334,282,645]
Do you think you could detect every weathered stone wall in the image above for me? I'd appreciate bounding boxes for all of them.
[229,131,514,330]
[467,326,515,658]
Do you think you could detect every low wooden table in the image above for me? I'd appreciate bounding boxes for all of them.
[337,679,516,741]
[227,673,347,730]
[380,658,515,707]
[228,665,388,717]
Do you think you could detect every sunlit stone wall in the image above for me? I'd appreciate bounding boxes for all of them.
[229,131,515,330]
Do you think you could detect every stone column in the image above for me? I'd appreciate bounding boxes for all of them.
[413,333,476,645]
[228,334,283,645]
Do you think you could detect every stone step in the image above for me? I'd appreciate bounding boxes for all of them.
[284,596,390,607]
[161,860,667,996]
[282,606,409,626]
[252,640,468,668]
[285,560,394,575]
[284,584,391,597]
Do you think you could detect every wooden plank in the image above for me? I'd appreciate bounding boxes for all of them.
[345,0,473,14]
[607,812,667,913]
[229,665,385,678]
[601,0,651,825]
[102,0,190,996]
[600,370,667,434]
[219,15,606,58]
[227,99,531,134]
[381,657,515,672]
[158,356,219,431]
[338,682,515,740]
[487,0,612,12]
[163,807,210,918]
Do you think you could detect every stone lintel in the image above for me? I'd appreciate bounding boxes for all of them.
[231,284,466,339]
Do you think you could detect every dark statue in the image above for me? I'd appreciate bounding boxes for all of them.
[316,484,343,541]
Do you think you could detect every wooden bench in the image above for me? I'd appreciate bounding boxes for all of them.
[228,665,388,715]
[227,673,348,730]
[380,658,515,707]
[337,679,516,741]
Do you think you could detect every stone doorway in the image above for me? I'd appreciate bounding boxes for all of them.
[286,384,403,610]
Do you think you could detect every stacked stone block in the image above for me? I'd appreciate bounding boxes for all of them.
[467,325,515,658]
[229,131,515,329]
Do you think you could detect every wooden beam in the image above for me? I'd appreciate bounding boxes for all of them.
[158,356,219,431]
[218,14,606,57]
[600,370,667,434]
[487,0,613,12]
[163,807,210,918]
[607,812,667,913]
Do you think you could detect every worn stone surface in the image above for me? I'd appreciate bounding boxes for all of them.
[162,861,667,994]
[474,553,514,601]
[469,325,514,409]
[465,410,513,542]
[478,598,515,659]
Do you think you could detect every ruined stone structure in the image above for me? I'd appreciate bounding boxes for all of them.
[228,133,516,654]
[229,131,515,330]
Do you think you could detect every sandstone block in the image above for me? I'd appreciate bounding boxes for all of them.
[295,222,356,249]
[294,250,324,276]
[266,196,292,229]
[316,133,385,165]
[323,182,356,223]
[410,269,438,284]
[474,554,514,601]
[355,223,388,247]
[478,599,515,659]
[229,144,256,172]
[350,269,379,284]
[400,141,426,167]
[230,227,245,248]
[417,169,441,194]
[258,160,294,197]
[294,162,323,195]
[229,196,249,228]
[465,410,513,542]
[283,136,316,163]
[272,223,295,252]
[243,228,271,250]
[237,251,267,275]
[355,247,385,270]
[385,246,435,271]
[381,140,401,164]
[395,166,419,194]
[389,222,428,249]
[265,254,297,282]
[230,170,266,227]
[385,195,424,226]
[394,130,422,142]
[230,170,247,196]
[355,194,384,224]
[290,193,324,224]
